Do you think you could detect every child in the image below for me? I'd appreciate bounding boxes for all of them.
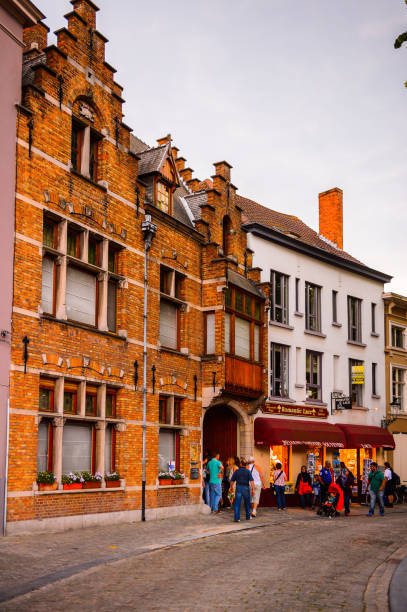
[312,474,321,509]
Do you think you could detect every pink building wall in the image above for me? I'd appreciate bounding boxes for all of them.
[0,0,43,534]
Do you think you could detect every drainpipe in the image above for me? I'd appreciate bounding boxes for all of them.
[2,399,9,536]
[141,214,157,521]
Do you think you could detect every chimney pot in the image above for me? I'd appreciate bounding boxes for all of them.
[318,187,343,249]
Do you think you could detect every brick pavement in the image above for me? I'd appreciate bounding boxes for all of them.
[0,506,407,611]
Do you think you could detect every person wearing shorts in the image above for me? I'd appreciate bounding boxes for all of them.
[247,456,266,517]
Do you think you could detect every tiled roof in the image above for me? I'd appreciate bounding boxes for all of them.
[173,186,194,228]
[129,134,150,155]
[184,191,208,221]
[227,268,264,299]
[22,54,46,87]
[137,144,168,176]
[237,194,361,264]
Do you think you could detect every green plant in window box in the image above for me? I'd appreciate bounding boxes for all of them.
[62,472,84,490]
[81,471,103,489]
[105,471,121,487]
[158,471,185,485]
[36,471,58,491]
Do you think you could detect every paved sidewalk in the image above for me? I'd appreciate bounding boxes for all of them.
[0,504,406,610]
[390,551,407,612]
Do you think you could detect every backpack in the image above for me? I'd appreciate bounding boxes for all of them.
[392,471,401,486]
[320,468,332,485]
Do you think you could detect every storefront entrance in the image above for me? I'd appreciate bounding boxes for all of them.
[203,405,238,463]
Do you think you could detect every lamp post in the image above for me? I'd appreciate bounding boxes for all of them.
[381,399,401,428]
[141,214,157,521]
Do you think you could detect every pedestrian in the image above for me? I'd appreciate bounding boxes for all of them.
[319,461,333,503]
[273,462,287,511]
[202,454,211,507]
[207,452,224,514]
[247,456,266,517]
[337,467,354,516]
[230,458,255,522]
[384,461,395,507]
[367,462,385,517]
[223,457,238,509]
[295,466,313,509]
[312,474,321,509]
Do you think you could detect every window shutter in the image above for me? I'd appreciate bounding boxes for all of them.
[206,313,215,354]
[41,256,54,314]
[37,422,49,472]
[66,266,96,325]
[235,317,250,359]
[107,281,117,332]
[62,424,92,474]
[159,300,177,349]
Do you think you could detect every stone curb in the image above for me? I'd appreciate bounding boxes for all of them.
[364,545,407,612]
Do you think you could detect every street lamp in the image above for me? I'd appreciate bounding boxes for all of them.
[141,214,157,521]
[381,399,401,429]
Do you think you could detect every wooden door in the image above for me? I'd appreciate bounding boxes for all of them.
[203,405,237,464]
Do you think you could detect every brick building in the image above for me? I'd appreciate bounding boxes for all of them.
[6,0,266,534]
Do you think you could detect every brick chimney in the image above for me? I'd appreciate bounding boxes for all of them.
[70,0,99,29]
[319,187,343,249]
[23,21,49,54]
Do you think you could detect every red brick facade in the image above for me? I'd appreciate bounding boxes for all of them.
[7,0,267,532]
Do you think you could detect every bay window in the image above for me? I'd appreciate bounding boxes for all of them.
[224,287,263,363]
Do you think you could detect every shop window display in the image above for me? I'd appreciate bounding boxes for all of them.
[270,445,290,482]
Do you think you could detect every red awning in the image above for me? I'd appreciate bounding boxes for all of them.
[336,424,395,449]
[254,418,346,448]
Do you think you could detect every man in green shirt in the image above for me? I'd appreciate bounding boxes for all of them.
[206,453,224,513]
[367,462,385,516]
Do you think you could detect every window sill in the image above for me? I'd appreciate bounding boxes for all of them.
[304,329,326,339]
[40,314,127,341]
[268,396,296,403]
[159,346,188,357]
[42,245,64,258]
[332,322,342,328]
[160,293,186,308]
[39,413,125,425]
[351,405,369,412]
[294,311,304,318]
[371,394,381,400]
[294,384,305,389]
[304,399,328,407]
[269,321,294,330]
[347,340,367,348]
[158,423,184,429]
[70,168,107,192]
[371,332,380,338]
[202,355,220,362]
[157,484,189,489]
[34,486,125,495]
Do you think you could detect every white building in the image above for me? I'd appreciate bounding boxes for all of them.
[238,188,394,500]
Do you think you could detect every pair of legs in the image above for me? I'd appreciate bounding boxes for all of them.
[312,493,321,508]
[204,481,210,506]
[344,494,351,515]
[368,489,384,515]
[251,484,262,515]
[300,493,312,508]
[275,485,286,509]
[209,482,222,512]
[234,485,251,521]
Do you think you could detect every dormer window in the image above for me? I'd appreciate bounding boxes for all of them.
[156,181,170,213]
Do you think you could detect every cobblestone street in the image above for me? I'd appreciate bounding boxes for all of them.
[1,506,407,611]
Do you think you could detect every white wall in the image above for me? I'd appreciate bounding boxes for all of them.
[247,233,386,427]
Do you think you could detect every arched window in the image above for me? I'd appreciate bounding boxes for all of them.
[222,216,232,256]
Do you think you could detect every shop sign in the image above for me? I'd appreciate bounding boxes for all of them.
[352,365,365,385]
[263,402,328,419]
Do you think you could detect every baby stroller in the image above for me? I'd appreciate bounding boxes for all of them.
[317,482,344,518]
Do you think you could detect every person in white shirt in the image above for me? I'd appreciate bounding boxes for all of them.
[384,461,395,507]
[247,456,266,517]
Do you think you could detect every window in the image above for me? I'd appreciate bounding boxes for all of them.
[174,273,183,300]
[37,421,53,472]
[67,228,80,258]
[85,387,97,416]
[159,397,172,424]
[349,359,364,406]
[160,268,171,295]
[305,283,321,332]
[270,344,289,398]
[62,423,93,474]
[392,368,405,411]
[108,247,117,273]
[156,181,170,213]
[371,303,376,334]
[39,379,55,412]
[64,383,78,414]
[71,122,82,172]
[174,398,182,425]
[158,429,179,472]
[295,278,300,312]
[106,390,116,418]
[270,270,289,324]
[372,363,377,396]
[88,238,100,266]
[41,256,55,315]
[107,281,117,333]
[66,266,96,326]
[332,291,338,323]
[104,425,115,473]
[71,119,101,182]
[205,312,215,355]
[222,216,232,256]
[306,350,322,400]
[348,296,362,342]
[89,132,100,182]
[392,326,404,348]
[224,286,263,362]
[43,218,58,249]
[160,300,178,350]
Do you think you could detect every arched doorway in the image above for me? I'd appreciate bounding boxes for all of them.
[203,405,238,463]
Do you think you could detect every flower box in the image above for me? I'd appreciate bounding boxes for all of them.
[173,479,184,486]
[38,482,58,492]
[105,480,120,488]
[83,481,101,489]
[159,478,171,486]
[63,483,83,490]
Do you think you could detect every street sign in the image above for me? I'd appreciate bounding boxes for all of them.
[335,396,352,410]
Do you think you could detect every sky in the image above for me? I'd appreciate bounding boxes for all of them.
[35,0,407,292]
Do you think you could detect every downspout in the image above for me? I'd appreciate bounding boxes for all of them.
[141,214,157,521]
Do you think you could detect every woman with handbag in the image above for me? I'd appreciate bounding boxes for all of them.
[273,462,287,511]
[295,466,313,509]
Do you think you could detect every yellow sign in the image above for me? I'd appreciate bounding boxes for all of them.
[352,365,365,385]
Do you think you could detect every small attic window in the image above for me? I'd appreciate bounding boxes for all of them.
[156,181,170,214]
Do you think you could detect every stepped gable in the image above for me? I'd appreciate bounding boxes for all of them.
[237,194,361,264]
